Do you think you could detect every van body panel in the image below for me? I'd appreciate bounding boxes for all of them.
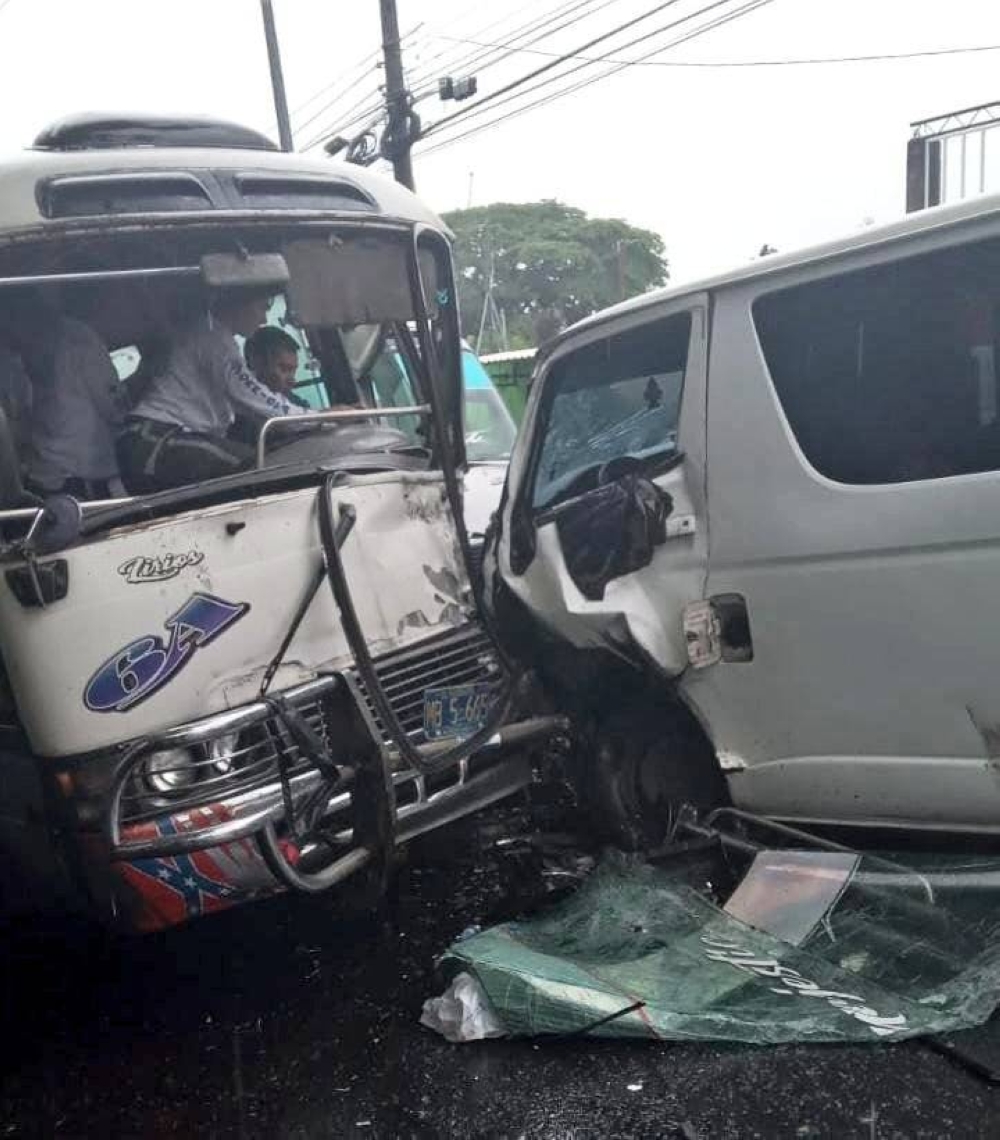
[689,217,1000,826]
[499,295,710,678]
[720,754,1000,830]
[497,197,1000,833]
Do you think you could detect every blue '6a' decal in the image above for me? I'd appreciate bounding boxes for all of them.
[84,593,249,713]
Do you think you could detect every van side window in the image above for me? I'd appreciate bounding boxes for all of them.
[532,313,690,509]
[755,240,1000,484]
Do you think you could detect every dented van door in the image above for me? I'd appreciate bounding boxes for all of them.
[497,295,709,674]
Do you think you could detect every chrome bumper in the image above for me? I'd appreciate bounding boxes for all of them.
[109,715,563,861]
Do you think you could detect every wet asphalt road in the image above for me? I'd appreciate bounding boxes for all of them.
[3,804,1000,1139]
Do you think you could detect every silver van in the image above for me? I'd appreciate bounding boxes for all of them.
[490,192,1000,840]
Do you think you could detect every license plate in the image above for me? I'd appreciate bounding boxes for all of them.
[423,683,496,740]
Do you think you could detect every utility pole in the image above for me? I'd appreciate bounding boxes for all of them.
[379,0,416,189]
[260,0,293,152]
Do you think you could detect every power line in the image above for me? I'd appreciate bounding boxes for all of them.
[312,0,727,155]
[299,0,585,152]
[425,33,1000,69]
[419,0,774,156]
[422,0,690,139]
[419,0,770,154]
[404,0,556,91]
[302,0,621,152]
[291,51,381,122]
[291,24,423,132]
[296,83,382,144]
[299,88,387,151]
[421,0,722,142]
[409,0,622,99]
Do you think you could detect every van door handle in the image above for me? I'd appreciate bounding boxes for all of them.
[666,514,697,539]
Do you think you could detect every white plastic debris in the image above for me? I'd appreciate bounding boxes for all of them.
[420,971,507,1043]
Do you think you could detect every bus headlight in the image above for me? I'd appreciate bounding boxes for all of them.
[207,733,240,775]
[141,747,198,794]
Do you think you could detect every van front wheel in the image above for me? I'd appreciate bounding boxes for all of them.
[579,698,728,850]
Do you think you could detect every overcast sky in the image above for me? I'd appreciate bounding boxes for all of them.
[1,0,999,282]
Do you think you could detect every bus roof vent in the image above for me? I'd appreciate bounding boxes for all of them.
[33,113,279,153]
[38,172,215,219]
[233,173,376,212]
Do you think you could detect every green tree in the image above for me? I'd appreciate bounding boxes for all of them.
[443,201,668,352]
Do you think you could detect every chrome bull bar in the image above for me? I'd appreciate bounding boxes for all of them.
[108,704,567,862]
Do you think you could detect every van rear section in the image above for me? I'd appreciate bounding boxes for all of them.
[0,118,563,930]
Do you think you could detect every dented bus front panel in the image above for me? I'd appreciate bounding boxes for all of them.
[1,473,467,758]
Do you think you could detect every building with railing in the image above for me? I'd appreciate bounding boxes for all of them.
[907,100,1000,212]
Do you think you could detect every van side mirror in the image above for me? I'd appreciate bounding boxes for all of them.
[0,406,40,509]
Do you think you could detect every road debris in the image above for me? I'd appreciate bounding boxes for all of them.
[420,972,506,1043]
[423,843,1000,1044]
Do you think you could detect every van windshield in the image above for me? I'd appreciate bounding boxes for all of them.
[532,314,690,509]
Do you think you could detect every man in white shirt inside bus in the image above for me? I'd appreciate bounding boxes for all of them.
[117,286,308,493]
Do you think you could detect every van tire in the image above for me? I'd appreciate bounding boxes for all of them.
[580,698,728,850]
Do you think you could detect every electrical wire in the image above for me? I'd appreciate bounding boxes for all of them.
[292,26,424,145]
[425,33,1000,69]
[295,82,382,144]
[421,0,730,143]
[308,0,759,154]
[421,0,691,139]
[408,0,622,99]
[303,0,622,153]
[291,24,426,135]
[420,0,774,155]
[292,50,381,122]
[419,0,771,153]
[404,0,560,91]
[419,0,775,156]
[296,83,386,145]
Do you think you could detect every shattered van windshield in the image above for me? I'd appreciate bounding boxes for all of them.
[442,845,1000,1044]
[532,314,689,509]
